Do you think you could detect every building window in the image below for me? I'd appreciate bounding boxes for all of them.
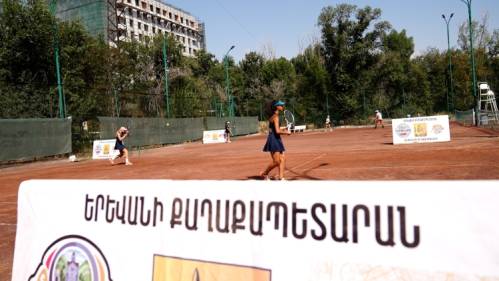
[188,38,191,44]
[156,7,160,14]
[138,22,142,29]
[135,0,138,6]
[144,24,148,31]
[141,2,146,9]
[138,34,143,41]
[169,12,172,19]
[175,15,178,21]
[152,27,156,33]
[149,5,153,11]
[181,17,184,24]
[127,0,131,3]
[129,19,133,27]
[192,40,197,46]
[128,8,133,16]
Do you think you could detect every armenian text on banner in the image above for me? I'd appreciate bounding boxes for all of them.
[12,180,499,281]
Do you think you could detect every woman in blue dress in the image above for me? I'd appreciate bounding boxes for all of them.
[110,127,133,165]
[260,100,291,180]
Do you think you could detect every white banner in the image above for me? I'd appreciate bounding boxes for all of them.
[12,180,499,281]
[392,115,451,145]
[203,130,226,144]
[92,139,119,159]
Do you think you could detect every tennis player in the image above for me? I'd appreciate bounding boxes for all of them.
[374,110,384,129]
[260,100,291,180]
[110,127,133,165]
[225,121,232,143]
[325,115,332,131]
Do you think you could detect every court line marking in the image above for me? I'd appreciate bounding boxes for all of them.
[289,163,499,171]
[0,223,16,226]
[286,153,326,175]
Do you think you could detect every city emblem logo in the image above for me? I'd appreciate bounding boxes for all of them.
[29,235,112,281]
[432,124,444,135]
[395,123,411,138]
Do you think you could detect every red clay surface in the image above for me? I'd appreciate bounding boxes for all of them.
[1,123,499,280]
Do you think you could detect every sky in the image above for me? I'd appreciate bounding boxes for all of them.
[165,0,499,62]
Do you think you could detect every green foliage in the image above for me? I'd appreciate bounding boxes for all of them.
[318,4,391,120]
[1,1,498,125]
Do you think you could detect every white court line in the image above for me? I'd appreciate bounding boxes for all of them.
[0,223,16,226]
[286,153,326,176]
[289,163,499,171]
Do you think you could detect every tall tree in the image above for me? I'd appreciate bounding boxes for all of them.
[372,29,415,117]
[318,4,390,119]
[292,44,328,123]
[0,0,55,117]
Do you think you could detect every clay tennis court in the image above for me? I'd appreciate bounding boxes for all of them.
[1,123,499,280]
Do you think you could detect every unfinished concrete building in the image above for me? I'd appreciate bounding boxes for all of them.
[54,0,206,56]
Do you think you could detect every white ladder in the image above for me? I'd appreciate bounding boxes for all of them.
[478,83,499,124]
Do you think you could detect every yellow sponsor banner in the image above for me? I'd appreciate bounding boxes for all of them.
[153,255,270,281]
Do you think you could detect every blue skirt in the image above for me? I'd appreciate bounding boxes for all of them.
[263,133,285,152]
[115,141,126,151]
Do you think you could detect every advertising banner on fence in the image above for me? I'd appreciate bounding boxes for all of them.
[392,115,451,145]
[203,130,226,144]
[12,180,499,281]
[92,139,119,159]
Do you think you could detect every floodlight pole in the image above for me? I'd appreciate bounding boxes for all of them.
[326,92,330,116]
[224,45,235,117]
[442,13,455,113]
[49,0,65,118]
[162,34,170,118]
[460,0,478,125]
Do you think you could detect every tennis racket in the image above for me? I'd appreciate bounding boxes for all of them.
[284,110,295,131]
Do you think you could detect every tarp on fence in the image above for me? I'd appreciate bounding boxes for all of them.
[99,117,258,148]
[0,118,71,162]
[205,116,259,136]
[98,117,205,147]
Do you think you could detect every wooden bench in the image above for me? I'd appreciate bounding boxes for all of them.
[292,125,306,133]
